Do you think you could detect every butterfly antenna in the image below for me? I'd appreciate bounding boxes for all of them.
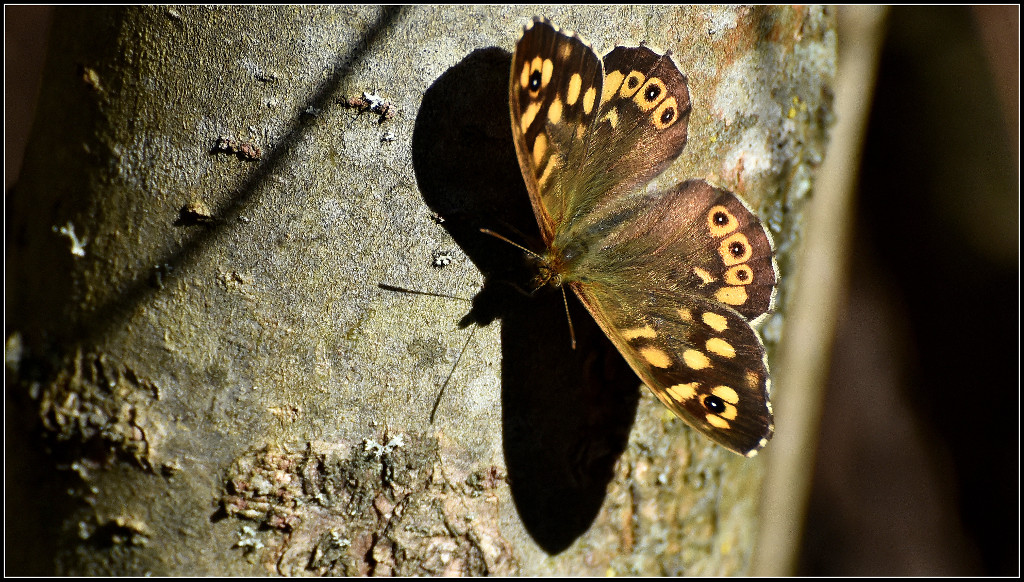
[430,326,476,423]
[561,286,577,350]
[479,229,576,349]
[479,228,545,261]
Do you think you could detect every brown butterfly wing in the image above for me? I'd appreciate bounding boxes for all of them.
[510,20,692,246]
[591,179,777,321]
[573,281,774,456]
[510,18,604,245]
[589,45,692,204]
[566,180,777,456]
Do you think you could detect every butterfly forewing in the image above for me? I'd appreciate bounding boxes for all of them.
[591,46,692,202]
[510,19,604,244]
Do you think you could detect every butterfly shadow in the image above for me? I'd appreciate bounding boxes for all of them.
[411,46,640,554]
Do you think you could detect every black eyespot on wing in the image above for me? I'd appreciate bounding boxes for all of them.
[529,70,542,92]
[660,107,675,124]
[729,241,746,257]
[645,84,661,101]
[713,210,729,226]
[703,394,725,414]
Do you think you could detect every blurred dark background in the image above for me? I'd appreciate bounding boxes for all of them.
[797,6,1019,576]
[5,6,1019,575]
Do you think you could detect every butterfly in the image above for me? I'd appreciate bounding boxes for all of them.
[508,18,778,456]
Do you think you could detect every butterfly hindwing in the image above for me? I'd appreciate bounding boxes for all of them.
[572,179,777,323]
[574,283,773,456]
[608,179,777,322]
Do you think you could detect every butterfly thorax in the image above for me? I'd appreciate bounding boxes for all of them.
[530,244,577,291]
[536,192,654,287]
[534,216,616,291]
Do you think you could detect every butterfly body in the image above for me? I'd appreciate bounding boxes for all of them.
[510,19,778,456]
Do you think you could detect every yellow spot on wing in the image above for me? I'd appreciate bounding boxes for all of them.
[702,312,729,332]
[621,325,657,341]
[708,205,738,237]
[520,102,542,133]
[567,73,582,105]
[706,414,730,429]
[652,96,680,129]
[683,349,711,370]
[716,286,748,307]
[725,264,753,286]
[541,58,554,88]
[706,337,736,358]
[601,108,619,128]
[548,97,563,124]
[532,133,547,167]
[678,308,693,321]
[745,370,760,389]
[640,346,672,368]
[634,78,667,111]
[693,266,715,285]
[719,233,752,265]
[602,70,624,104]
[520,63,530,89]
[718,401,738,420]
[712,385,739,404]
[620,71,645,98]
[583,87,596,114]
[667,382,698,402]
[537,154,561,189]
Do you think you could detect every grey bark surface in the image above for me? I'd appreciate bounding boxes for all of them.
[6,6,835,575]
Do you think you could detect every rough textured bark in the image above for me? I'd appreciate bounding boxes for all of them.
[6,6,835,575]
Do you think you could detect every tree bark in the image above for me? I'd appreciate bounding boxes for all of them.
[6,6,835,575]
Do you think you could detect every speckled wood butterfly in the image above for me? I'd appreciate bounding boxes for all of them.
[510,18,778,456]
